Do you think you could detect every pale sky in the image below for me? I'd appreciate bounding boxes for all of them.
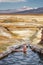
[0,0,43,10]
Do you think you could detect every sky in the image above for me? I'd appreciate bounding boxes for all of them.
[0,0,43,10]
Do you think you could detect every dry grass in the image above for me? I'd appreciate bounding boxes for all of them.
[0,14,43,53]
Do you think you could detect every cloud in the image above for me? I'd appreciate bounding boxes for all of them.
[0,0,26,2]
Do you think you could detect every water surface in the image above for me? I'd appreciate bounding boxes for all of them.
[0,47,43,65]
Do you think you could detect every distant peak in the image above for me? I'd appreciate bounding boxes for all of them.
[17,6,33,11]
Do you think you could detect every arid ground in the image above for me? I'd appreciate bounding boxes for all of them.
[0,14,43,53]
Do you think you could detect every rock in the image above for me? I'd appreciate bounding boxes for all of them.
[29,44,43,54]
[35,48,40,53]
[0,44,25,59]
[41,48,43,54]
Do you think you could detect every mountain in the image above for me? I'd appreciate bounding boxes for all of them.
[15,7,43,14]
[0,6,33,14]
[0,7,43,14]
[17,6,33,11]
[0,9,18,14]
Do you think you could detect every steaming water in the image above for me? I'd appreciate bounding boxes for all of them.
[0,47,43,65]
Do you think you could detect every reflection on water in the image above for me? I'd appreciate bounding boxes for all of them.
[0,47,43,65]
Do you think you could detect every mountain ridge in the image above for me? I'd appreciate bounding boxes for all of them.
[0,7,43,14]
